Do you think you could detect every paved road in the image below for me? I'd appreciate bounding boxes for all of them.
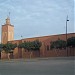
[0,57,75,75]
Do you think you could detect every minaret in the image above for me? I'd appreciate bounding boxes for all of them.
[6,17,10,25]
[1,17,14,44]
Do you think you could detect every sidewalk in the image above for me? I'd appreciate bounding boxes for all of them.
[0,56,75,62]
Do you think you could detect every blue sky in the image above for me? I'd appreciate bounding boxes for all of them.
[0,0,74,40]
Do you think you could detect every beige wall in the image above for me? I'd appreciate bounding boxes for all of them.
[1,25,8,44]
[1,25,14,44]
[1,17,14,44]
[8,25,14,41]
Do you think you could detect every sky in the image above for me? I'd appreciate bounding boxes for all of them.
[0,0,74,40]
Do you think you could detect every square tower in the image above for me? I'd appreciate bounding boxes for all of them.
[1,17,14,44]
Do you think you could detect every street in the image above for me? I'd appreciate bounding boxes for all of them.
[0,57,75,75]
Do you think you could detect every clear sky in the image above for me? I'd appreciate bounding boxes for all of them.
[0,0,74,40]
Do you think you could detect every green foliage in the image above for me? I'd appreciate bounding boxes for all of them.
[3,43,17,53]
[31,40,42,50]
[67,37,75,47]
[18,43,24,48]
[18,40,42,51]
[50,39,66,49]
[0,44,4,52]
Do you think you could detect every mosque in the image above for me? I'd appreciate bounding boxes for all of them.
[1,17,75,59]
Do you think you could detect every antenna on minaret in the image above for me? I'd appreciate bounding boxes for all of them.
[7,12,10,18]
[8,12,10,18]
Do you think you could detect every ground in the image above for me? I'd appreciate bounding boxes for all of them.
[0,57,75,75]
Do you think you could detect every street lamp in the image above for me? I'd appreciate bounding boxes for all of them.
[21,35,23,39]
[66,15,69,56]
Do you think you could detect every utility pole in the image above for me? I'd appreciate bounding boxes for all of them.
[66,15,69,56]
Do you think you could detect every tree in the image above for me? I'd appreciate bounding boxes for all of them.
[67,37,75,48]
[50,39,66,50]
[18,40,42,58]
[3,43,17,53]
[0,44,3,52]
[2,43,17,59]
[18,42,31,51]
[31,40,42,51]
[18,40,42,51]
[18,43,24,48]
[50,41,55,49]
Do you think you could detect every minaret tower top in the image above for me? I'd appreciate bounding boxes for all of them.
[6,17,10,25]
[6,12,11,25]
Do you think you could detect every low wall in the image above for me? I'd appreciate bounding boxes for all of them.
[13,48,19,59]
[1,48,75,59]
[1,51,8,59]
[45,48,75,57]
[22,51,40,58]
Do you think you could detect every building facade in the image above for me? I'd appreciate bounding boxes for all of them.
[1,18,75,59]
